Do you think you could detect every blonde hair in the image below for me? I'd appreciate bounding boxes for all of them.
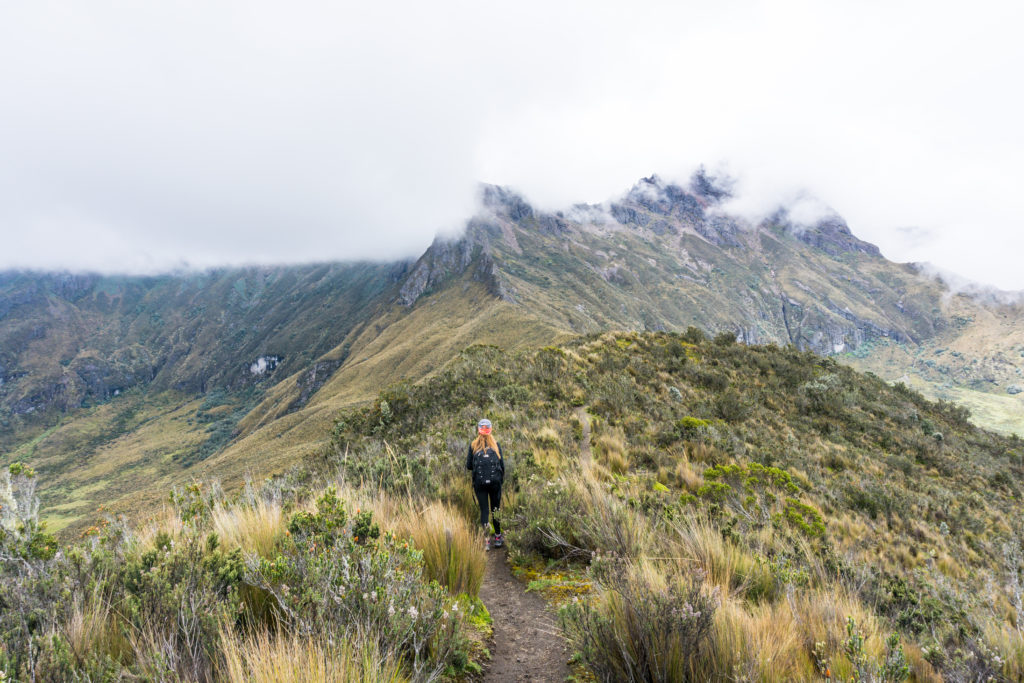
[471,433,500,457]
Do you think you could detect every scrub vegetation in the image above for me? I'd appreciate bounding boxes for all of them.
[327,331,1023,681]
[4,330,1024,680]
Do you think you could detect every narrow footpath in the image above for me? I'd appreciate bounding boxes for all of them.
[477,409,594,681]
[478,549,570,682]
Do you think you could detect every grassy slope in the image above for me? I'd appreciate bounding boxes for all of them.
[845,294,1024,435]
[489,214,1023,436]
[328,331,1024,680]
[56,277,565,535]
[10,392,208,533]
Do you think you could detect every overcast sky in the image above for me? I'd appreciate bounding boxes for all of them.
[1,1,1022,289]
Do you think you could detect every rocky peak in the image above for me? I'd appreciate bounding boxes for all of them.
[788,215,881,258]
[688,166,734,203]
[396,233,513,308]
[479,184,534,222]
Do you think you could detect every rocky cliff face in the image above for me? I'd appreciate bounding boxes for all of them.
[447,173,948,361]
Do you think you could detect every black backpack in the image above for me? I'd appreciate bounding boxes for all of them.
[472,447,503,487]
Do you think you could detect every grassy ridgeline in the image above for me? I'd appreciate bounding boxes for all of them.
[4,329,1024,681]
[329,330,1023,681]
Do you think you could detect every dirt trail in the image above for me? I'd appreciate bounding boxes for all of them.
[475,409,595,681]
[478,549,570,682]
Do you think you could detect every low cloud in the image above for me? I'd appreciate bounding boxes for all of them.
[0,1,1021,289]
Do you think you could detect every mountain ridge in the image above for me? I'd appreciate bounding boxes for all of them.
[1,173,1021,533]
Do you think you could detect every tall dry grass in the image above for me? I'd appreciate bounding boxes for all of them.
[133,506,183,552]
[341,486,486,597]
[670,515,777,602]
[986,623,1024,681]
[702,587,887,681]
[393,501,486,597]
[219,627,406,683]
[593,430,629,474]
[562,556,716,682]
[62,587,130,666]
[212,498,284,558]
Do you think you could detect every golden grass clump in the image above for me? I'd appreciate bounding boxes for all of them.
[219,627,406,683]
[984,623,1024,681]
[212,498,284,558]
[532,425,562,448]
[392,501,486,597]
[671,516,774,601]
[593,431,629,474]
[704,588,886,681]
[133,506,183,552]
[674,459,702,491]
[63,591,130,666]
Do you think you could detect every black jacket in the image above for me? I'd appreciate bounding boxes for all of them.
[467,442,505,481]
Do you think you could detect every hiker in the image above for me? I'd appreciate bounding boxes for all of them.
[466,418,505,550]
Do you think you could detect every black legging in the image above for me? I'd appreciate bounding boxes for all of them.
[475,482,501,534]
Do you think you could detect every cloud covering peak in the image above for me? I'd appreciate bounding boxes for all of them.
[1,1,1022,288]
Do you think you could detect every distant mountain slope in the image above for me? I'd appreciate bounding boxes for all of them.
[2,173,1021,533]
[0,263,398,439]
[398,175,1022,432]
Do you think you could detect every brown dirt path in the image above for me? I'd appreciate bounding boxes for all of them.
[478,549,570,682]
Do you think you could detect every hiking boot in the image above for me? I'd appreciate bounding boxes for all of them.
[492,533,504,548]
[483,535,491,551]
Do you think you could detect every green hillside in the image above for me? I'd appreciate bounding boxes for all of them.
[5,331,1023,680]
[2,175,1022,539]
[326,331,1024,680]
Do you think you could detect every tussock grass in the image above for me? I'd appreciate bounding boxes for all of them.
[593,429,629,474]
[212,498,283,558]
[343,487,486,597]
[671,516,775,601]
[133,506,183,551]
[63,588,130,666]
[985,624,1024,681]
[219,627,406,683]
[562,557,716,682]
[674,459,703,491]
[705,588,885,681]
[393,502,486,597]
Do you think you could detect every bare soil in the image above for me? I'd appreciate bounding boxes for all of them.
[478,549,571,682]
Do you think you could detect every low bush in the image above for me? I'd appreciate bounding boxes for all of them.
[561,557,717,682]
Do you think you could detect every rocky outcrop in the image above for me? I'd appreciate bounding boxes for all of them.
[288,358,344,412]
[397,233,514,307]
[480,184,534,222]
[791,217,881,258]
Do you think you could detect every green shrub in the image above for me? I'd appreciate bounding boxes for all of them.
[561,557,716,682]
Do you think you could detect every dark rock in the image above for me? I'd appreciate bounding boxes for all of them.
[538,213,570,236]
[609,203,651,227]
[695,215,743,247]
[795,217,881,257]
[480,184,534,221]
[689,166,734,203]
[288,359,344,411]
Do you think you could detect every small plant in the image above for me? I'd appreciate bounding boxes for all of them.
[561,557,717,682]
